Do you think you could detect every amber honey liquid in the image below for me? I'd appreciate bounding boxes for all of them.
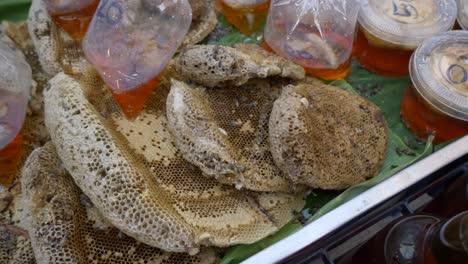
[401,84,468,144]
[0,132,22,187]
[355,28,413,77]
[261,30,353,80]
[49,0,100,41]
[110,76,160,120]
[216,0,270,36]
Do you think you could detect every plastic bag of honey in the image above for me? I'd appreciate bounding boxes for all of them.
[82,0,192,120]
[0,40,32,186]
[43,0,100,41]
[262,0,359,80]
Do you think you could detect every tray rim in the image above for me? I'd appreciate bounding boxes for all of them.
[243,135,468,264]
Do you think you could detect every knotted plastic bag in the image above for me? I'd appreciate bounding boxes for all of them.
[43,0,100,40]
[83,0,192,120]
[263,0,360,78]
[0,40,32,186]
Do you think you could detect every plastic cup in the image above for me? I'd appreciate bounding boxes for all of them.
[401,31,468,143]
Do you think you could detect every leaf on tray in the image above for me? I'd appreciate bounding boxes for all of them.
[0,0,31,22]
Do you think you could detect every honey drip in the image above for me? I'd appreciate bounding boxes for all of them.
[0,132,22,187]
[110,76,160,120]
[216,0,270,36]
[401,85,468,144]
[355,28,413,77]
[260,38,352,80]
[49,0,100,41]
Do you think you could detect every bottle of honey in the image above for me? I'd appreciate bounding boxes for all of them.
[216,0,270,36]
[262,0,360,80]
[338,211,468,264]
[43,0,100,41]
[355,0,457,77]
[0,41,32,187]
[83,0,192,120]
[401,31,468,144]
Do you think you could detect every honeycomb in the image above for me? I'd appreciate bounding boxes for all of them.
[21,142,218,264]
[167,79,301,192]
[44,72,305,253]
[182,0,218,48]
[175,44,305,88]
[0,232,36,264]
[269,81,388,189]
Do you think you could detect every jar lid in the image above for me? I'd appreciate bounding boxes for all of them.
[359,0,457,49]
[410,31,468,122]
[457,0,468,30]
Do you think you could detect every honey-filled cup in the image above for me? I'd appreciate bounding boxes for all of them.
[262,0,360,80]
[401,31,468,144]
[43,0,100,41]
[356,0,457,77]
[216,0,270,36]
[457,0,468,30]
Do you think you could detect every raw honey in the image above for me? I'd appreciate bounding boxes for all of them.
[47,0,100,41]
[0,132,22,187]
[110,76,160,120]
[401,84,468,144]
[354,27,413,76]
[216,0,270,36]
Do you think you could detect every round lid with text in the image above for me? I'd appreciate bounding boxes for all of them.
[359,0,457,49]
[457,0,468,30]
[410,31,468,121]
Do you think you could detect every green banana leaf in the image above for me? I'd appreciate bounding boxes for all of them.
[1,6,442,264]
[0,0,31,22]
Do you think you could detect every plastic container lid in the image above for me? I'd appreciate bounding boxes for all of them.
[457,0,468,30]
[359,0,457,50]
[410,30,468,122]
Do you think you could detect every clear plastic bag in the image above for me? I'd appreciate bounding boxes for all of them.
[0,41,31,150]
[43,0,100,40]
[263,0,360,79]
[82,0,192,119]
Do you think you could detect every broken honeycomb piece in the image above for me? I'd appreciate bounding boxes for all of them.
[175,44,305,88]
[269,81,388,189]
[21,142,218,264]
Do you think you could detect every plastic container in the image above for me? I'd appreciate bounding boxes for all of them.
[457,0,468,30]
[262,0,360,80]
[401,31,468,144]
[43,0,100,41]
[83,0,192,120]
[0,41,32,186]
[216,0,270,36]
[355,0,457,76]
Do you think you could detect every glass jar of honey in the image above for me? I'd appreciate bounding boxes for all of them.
[401,31,468,144]
[43,0,100,41]
[216,0,270,36]
[457,0,468,30]
[355,0,457,77]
